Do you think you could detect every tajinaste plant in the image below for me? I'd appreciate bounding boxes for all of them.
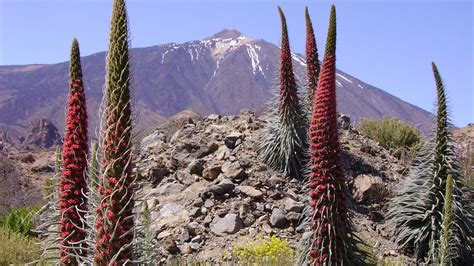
[94,0,136,264]
[387,62,473,264]
[304,6,320,114]
[300,6,365,265]
[58,38,89,264]
[255,6,308,179]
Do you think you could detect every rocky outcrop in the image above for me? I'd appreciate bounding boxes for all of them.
[21,119,61,150]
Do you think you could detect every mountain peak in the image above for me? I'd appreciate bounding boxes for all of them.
[206,29,243,40]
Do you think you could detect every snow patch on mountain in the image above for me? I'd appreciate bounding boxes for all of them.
[337,73,353,83]
[291,53,307,67]
[202,36,250,62]
[245,44,265,77]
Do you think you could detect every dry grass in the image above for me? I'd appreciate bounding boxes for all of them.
[0,227,40,265]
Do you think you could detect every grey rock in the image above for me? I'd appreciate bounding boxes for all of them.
[262,223,273,234]
[238,157,252,169]
[286,189,299,201]
[215,146,231,160]
[204,199,215,208]
[269,192,283,200]
[189,242,201,251]
[191,235,203,243]
[353,174,384,203]
[192,197,204,207]
[209,213,243,236]
[156,183,185,197]
[255,203,264,211]
[224,132,243,149]
[189,207,202,218]
[201,207,208,215]
[203,214,213,226]
[237,185,263,198]
[141,131,167,149]
[187,222,205,236]
[154,203,183,219]
[239,203,252,217]
[188,160,204,175]
[284,198,305,213]
[222,161,247,180]
[196,142,219,159]
[147,167,170,184]
[179,228,190,243]
[175,170,194,185]
[267,175,285,188]
[242,214,256,227]
[270,208,289,229]
[157,230,172,240]
[285,212,301,223]
[217,179,235,192]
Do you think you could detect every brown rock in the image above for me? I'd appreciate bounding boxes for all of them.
[202,164,221,181]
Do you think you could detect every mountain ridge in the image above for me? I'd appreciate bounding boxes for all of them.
[0,29,433,136]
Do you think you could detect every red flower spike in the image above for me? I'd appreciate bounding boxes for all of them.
[58,38,89,263]
[305,6,353,265]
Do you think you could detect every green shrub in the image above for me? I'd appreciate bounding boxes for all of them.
[0,206,39,237]
[0,227,40,265]
[232,235,295,265]
[357,117,423,159]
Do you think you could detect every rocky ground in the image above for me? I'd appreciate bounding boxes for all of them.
[0,119,60,214]
[5,111,471,263]
[135,110,411,263]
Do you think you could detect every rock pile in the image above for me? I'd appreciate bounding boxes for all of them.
[136,110,406,262]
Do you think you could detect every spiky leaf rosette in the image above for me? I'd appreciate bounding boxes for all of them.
[255,6,307,179]
[58,38,89,264]
[305,6,320,113]
[34,145,63,263]
[83,140,100,262]
[95,0,135,264]
[301,6,363,264]
[387,63,473,264]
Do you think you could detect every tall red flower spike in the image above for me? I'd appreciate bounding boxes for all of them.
[254,6,307,178]
[278,6,300,117]
[94,0,135,264]
[59,38,89,264]
[305,6,320,109]
[307,6,351,264]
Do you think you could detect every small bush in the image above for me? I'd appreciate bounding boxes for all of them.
[0,227,40,265]
[232,235,295,265]
[357,117,423,160]
[0,206,39,237]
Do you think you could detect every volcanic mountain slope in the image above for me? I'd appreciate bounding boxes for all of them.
[0,29,433,136]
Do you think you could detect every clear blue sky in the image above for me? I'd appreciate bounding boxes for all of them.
[1,0,472,127]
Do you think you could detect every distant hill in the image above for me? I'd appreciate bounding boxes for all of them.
[0,29,433,136]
